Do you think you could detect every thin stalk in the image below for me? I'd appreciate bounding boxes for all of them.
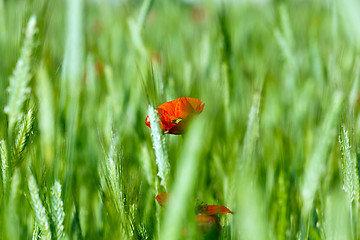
[306,208,311,240]
[350,203,354,240]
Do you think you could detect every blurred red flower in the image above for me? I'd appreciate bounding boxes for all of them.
[155,192,233,235]
[145,97,205,135]
[155,192,168,207]
[196,213,221,235]
[197,204,234,215]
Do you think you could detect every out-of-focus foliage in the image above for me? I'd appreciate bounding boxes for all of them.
[0,0,359,239]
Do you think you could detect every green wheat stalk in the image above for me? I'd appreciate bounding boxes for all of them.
[36,65,55,164]
[339,124,359,202]
[28,174,52,240]
[6,169,21,240]
[32,223,40,240]
[148,105,170,190]
[103,132,123,213]
[50,181,65,240]
[339,124,359,239]
[13,108,34,164]
[302,92,343,212]
[0,139,8,192]
[5,16,37,132]
[242,93,261,168]
[101,131,133,237]
[234,93,268,240]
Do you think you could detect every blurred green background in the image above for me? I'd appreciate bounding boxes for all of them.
[1,0,360,239]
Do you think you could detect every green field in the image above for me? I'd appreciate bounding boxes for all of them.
[1,0,360,239]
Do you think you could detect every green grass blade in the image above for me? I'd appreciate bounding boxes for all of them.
[28,174,52,240]
[5,16,37,132]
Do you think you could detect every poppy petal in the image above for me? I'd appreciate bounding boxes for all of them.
[145,115,151,128]
[198,205,234,215]
[175,97,196,119]
[157,101,176,117]
[157,108,174,130]
[186,97,205,113]
[145,97,204,135]
[155,192,168,207]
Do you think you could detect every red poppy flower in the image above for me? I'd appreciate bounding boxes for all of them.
[155,192,168,207]
[198,204,234,215]
[155,192,233,235]
[196,204,233,235]
[145,97,205,135]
